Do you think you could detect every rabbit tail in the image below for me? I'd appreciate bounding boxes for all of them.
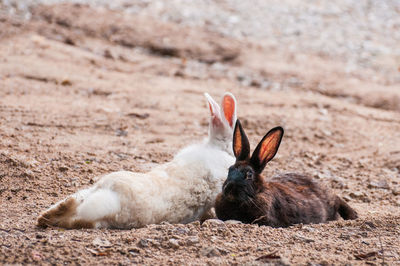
[336,196,358,220]
[37,188,120,229]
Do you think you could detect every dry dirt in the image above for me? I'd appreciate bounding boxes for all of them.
[1,3,400,265]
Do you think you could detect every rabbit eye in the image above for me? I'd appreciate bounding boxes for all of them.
[245,171,252,180]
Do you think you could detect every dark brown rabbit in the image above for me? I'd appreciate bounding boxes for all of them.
[215,120,358,227]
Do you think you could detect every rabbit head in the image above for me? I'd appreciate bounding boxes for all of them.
[204,92,237,155]
[222,120,284,202]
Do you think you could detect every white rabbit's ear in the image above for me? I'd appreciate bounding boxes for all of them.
[204,92,222,123]
[221,92,237,128]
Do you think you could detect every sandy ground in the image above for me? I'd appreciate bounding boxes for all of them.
[1,2,400,265]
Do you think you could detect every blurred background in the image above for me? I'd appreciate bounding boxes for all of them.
[1,0,400,264]
[1,0,399,108]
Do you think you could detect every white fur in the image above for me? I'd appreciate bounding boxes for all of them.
[40,92,237,229]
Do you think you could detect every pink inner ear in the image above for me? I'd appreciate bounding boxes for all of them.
[259,132,280,161]
[223,95,235,127]
[208,103,213,114]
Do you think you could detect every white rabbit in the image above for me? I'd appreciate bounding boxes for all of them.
[37,92,237,229]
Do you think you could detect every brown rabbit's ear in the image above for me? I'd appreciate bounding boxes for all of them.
[233,120,250,161]
[250,126,284,173]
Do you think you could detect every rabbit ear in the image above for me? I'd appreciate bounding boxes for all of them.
[204,92,224,127]
[205,92,221,117]
[220,92,237,128]
[250,126,284,173]
[233,120,250,161]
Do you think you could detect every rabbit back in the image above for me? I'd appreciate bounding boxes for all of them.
[38,146,234,229]
[261,173,340,227]
[216,173,357,227]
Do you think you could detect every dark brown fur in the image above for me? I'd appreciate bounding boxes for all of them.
[215,120,358,227]
[215,172,357,227]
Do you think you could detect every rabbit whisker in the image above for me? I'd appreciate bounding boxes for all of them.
[251,214,268,224]
[245,196,264,215]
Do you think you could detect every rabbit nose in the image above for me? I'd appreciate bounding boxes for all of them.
[227,168,243,183]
